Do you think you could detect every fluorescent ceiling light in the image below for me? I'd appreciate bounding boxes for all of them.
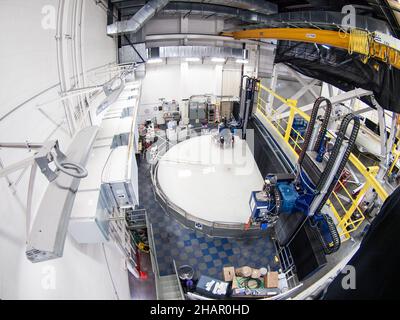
[186,57,201,62]
[211,57,226,63]
[236,59,249,64]
[147,58,163,64]
[322,45,330,50]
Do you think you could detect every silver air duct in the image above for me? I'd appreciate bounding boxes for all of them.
[107,0,170,35]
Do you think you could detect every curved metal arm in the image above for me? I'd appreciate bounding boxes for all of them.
[53,156,88,179]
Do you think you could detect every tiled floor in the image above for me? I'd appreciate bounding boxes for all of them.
[139,155,279,280]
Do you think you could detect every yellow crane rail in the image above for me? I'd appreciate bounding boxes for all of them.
[224,28,400,70]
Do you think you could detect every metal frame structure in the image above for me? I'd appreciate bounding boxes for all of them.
[255,66,392,241]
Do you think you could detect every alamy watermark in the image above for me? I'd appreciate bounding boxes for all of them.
[341,265,356,290]
[341,5,357,30]
[41,265,56,290]
[41,5,56,30]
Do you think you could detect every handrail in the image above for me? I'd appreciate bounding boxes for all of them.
[173,259,186,300]
[147,216,161,300]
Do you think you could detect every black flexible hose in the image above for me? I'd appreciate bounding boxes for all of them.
[313,98,333,152]
[311,214,341,255]
[297,97,323,168]
[297,97,332,168]
[315,113,360,214]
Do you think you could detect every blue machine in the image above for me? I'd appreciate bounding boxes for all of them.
[249,174,304,230]
[292,117,308,138]
[248,97,361,255]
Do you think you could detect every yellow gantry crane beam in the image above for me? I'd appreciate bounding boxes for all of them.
[226,28,350,49]
[224,28,400,70]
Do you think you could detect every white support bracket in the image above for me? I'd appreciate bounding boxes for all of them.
[275,78,320,114]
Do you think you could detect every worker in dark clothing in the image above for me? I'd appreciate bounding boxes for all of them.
[323,186,400,299]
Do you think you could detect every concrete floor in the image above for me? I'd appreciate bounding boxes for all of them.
[129,252,157,300]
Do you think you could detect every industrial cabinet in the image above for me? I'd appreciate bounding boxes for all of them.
[102,145,139,209]
[69,146,114,243]
[189,102,199,120]
[189,102,208,121]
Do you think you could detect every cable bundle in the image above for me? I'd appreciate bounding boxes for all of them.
[348,29,372,63]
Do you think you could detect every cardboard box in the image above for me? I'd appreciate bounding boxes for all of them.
[223,267,235,282]
[264,272,279,288]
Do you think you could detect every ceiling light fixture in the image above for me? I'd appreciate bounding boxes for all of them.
[236,59,249,64]
[185,57,201,62]
[146,58,163,64]
[211,57,226,63]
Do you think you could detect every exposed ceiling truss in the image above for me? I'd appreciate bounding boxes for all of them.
[106,0,399,37]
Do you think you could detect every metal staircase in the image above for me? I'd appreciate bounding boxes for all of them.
[158,274,183,300]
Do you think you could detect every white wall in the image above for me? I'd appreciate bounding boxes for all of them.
[0,0,130,300]
[138,61,243,123]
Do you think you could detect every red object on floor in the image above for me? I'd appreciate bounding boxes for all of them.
[139,271,148,280]
[135,248,149,280]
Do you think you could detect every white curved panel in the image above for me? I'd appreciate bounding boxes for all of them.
[157,135,264,224]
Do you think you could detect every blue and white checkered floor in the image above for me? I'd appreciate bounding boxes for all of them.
[139,159,279,280]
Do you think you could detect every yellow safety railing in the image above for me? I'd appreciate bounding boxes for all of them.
[256,83,389,240]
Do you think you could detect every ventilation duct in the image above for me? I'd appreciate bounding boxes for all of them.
[185,0,277,15]
[160,2,269,24]
[147,46,248,59]
[107,0,170,35]
[117,0,277,16]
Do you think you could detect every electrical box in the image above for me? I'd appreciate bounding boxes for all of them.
[69,145,114,244]
[102,145,139,209]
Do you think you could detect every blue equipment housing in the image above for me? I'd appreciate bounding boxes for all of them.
[249,170,339,254]
[249,172,315,228]
[292,117,308,137]
[276,183,298,214]
[248,97,360,256]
